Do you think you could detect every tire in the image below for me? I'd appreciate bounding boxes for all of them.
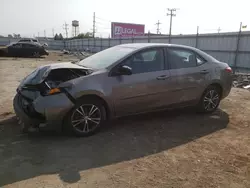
[197,85,221,113]
[64,98,106,137]
[32,51,40,58]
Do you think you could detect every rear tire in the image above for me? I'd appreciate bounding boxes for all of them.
[197,85,221,113]
[64,98,106,137]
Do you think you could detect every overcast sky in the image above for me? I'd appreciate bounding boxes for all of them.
[1,0,249,38]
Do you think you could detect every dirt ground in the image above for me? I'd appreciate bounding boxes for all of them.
[0,52,249,188]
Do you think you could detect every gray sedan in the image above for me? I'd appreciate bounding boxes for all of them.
[14,43,233,136]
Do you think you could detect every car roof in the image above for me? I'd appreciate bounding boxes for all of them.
[19,38,38,40]
[117,43,217,62]
[14,42,41,46]
[118,43,197,50]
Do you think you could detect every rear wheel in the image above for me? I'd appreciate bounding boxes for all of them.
[64,99,106,137]
[197,85,221,113]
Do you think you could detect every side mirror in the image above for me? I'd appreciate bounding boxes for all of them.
[117,65,132,75]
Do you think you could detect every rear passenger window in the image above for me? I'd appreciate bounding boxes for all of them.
[168,48,197,69]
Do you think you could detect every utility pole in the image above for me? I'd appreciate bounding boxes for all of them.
[233,22,243,73]
[93,12,96,38]
[195,26,199,48]
[63,22,69,38]
[155,20,162,34]
[217,27,221,33]
[52,28,54,37]
[167,8,177,43]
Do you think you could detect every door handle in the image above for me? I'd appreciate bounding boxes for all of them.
[156,75,170,80]
[200,70,209,74]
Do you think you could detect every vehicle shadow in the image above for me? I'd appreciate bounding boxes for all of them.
[0,108,229,186]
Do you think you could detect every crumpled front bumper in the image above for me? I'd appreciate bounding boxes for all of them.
[13,93,43,131]
[13,91,74,132]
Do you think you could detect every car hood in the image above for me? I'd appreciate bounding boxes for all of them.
[19,62,91,87]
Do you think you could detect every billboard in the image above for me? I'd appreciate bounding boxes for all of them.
[111,22,145,38]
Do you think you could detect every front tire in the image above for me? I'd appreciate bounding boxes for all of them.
[197,85,221,113]
[32,51,40,58]
[64,98,106,137]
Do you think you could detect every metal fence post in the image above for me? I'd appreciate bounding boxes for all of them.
[88,38,90,50]
[119,36,122,44]
[132,35,134,43]
[100,37,102,51]
[148,31,150,43]
[94,37,96,52]
[195,26,199,48]
[108,36,111,47]
[81,39,83,51]
[233,22,242,73]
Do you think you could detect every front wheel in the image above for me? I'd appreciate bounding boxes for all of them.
[197,86,221,113]
[64,99,106,137]
[32,51,40,58]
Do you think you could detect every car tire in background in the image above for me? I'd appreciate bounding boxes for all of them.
[32,51,40,58]
[64,98,106,137]
[197,85,222,113]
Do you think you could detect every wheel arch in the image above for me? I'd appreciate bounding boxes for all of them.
[74,93,112,120]
[206,82,223,98]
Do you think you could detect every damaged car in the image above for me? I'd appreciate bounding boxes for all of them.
[14,43,233,137]
[0,42,49,57]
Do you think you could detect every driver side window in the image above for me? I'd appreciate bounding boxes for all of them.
[123,48,164,74]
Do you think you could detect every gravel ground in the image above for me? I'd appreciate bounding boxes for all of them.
[0,53,249,188]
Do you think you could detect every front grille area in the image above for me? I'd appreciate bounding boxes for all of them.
[17,93,45,121]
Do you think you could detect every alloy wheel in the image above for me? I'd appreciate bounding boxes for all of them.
[203,90,220,111]
[70,104,101,133]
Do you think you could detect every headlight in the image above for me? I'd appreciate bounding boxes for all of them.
[43,88,61,96]
[48,88,61,95]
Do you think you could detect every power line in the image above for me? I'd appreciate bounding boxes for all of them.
[167,8,178,42]
[155,20,162,34]
[63,22,69,38]
[95,16,111,23]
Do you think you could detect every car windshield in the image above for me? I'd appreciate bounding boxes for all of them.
[77,46,135,69]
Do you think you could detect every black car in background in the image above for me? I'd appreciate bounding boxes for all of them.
[18,38,39,43]
[17,38,48,47]
[0,42,49,57]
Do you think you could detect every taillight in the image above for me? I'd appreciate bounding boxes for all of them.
[225,67,232,73]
